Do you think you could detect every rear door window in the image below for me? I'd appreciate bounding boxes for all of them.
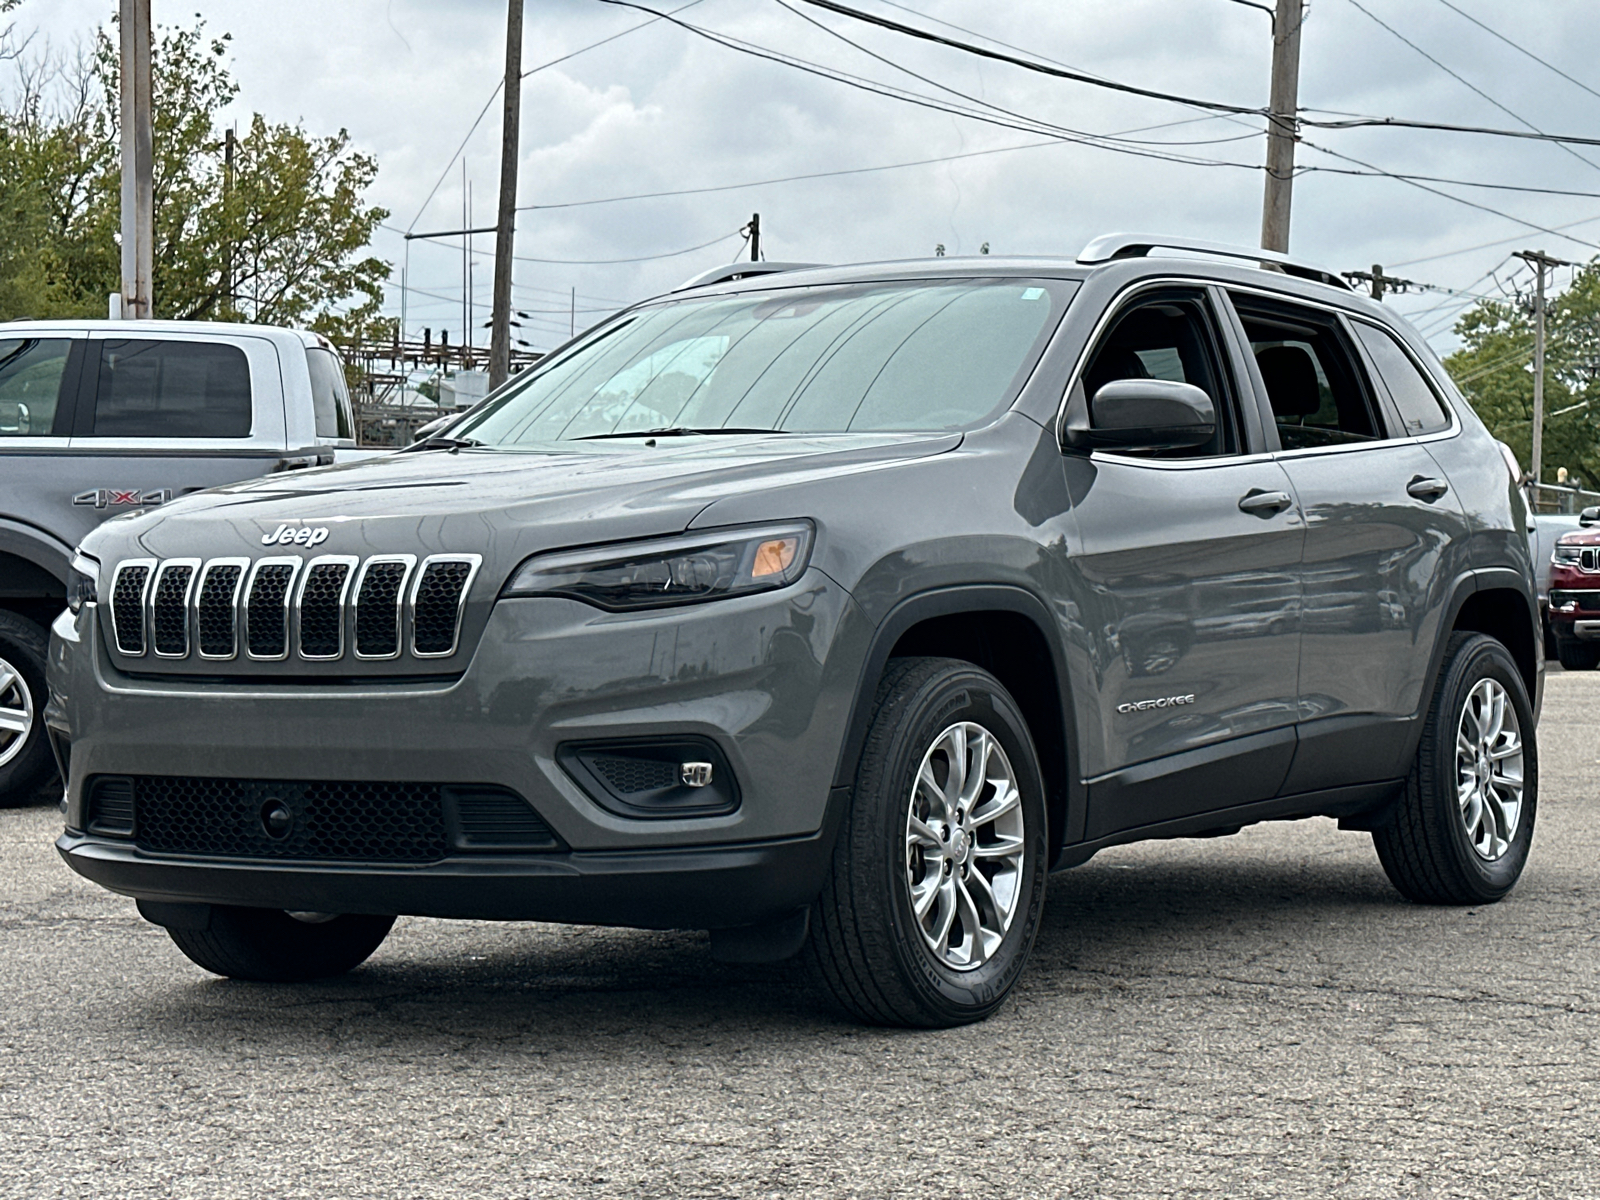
[85,339,252,438]
[1352,321,1453,437]
[0,338,72,436]
[306,346,355,440]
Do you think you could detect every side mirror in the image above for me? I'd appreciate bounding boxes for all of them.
[1580,506,1600,527]
[1065,378,1216,451]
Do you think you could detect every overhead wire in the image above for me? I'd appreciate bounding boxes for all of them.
[1433,0,1600,107]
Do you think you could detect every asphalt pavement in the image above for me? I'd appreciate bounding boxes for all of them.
[2,669,1597,1199]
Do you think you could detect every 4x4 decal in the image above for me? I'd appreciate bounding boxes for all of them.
[72,488,173,510]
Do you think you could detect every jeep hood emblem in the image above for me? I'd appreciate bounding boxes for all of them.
[262,523,330,548]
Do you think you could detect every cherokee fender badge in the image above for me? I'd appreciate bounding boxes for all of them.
[1117,694,1196,715]
[261,523,330,548]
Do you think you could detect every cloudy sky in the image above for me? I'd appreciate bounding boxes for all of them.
[17,0,1600,353]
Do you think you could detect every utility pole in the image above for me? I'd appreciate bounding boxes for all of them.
[1259,0,1304,254]
[1342,263,1414,300]
[118,0,153,319]
[222,126,235,314]
[488,0,524,390]
[747,213,761,262]
[1516,249,1577,487]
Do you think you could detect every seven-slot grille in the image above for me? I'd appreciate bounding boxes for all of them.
[105,552,479,663]
[1582,547,1599,573]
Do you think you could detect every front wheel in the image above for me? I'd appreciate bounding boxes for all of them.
[1374,632,1536,905]
[805,657,1049,1027]
[0,611,57,806]
[163,907,396,981]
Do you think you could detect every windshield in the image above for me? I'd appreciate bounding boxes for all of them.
[455,278,1073,446]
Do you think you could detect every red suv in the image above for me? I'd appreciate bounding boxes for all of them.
[1548,525,1600,668]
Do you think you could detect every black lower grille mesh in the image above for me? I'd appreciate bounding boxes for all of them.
[355,561,408,657]
[111,566,149,653]
[592,755,679,794]
[196,564,241,657]
[414,560,471,654]
[130,775,449,862]
[151,565,194,656]
[246,564,295,657]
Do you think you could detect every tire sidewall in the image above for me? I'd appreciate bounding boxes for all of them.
[1434,637,1537,899]
[873,668,1049,1019]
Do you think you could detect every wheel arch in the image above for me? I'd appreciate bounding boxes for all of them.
[831,586,1081,867]
[1449,571,1539,704]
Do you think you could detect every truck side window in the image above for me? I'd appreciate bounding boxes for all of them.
[0,338,71,437]
[1231,297,1381,451]
[1352,321,1453,437]
[88,340,251,438]
[306,346,355,441]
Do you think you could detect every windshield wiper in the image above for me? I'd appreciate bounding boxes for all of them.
[402,436,486,453]
[573,426,789,441]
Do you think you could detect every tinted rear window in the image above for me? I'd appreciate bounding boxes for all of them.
[1353,321,1453,437]
[89,339,252,438]
[306,346,354,440]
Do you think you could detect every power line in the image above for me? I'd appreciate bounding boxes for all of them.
[1433,0,1600,107]
[513,230,741,264]
[405,0,706,232]
[1388,213,1600,268]
[1341,0,1600,174]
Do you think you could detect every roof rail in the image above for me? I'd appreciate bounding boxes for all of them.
[1076,233,1351,290]
[673,261,821,292]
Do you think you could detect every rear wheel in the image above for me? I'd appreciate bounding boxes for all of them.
[0,611,57,806]
[1374,632,1536,905]
[805,657,1049,1027]
[1554,635,1600,671]
[164,907,396,981]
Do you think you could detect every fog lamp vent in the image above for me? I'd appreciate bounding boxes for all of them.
[559,739,739,819]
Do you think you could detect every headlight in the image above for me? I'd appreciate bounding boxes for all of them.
[1554,543,1582,565]
[67,553,99,613]
[503,521,814,611]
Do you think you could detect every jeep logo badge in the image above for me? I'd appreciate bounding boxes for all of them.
[262,523,329,548]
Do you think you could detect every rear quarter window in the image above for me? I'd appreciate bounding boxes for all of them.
[306,346,355,440]
[1352,321,1453,437]
[88,339,252,438]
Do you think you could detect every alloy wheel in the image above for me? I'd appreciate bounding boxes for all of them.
[0,654,34,770]
[1456,677,1524,861]
[904,721,1026,971]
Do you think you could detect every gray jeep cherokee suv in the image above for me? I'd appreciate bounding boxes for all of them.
[49,235,1541,1027]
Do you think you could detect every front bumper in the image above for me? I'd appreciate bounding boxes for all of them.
[47,572,869,926]
[57,788,846,928]
[1547,582,1600,639]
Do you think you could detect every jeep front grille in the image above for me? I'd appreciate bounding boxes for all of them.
[108,552,480,663]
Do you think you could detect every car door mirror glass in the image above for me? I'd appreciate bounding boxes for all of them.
[1066,378,1216,451]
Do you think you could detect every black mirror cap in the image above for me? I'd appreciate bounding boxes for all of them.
[1580,506,1600,527]
[1064,378,1216,452]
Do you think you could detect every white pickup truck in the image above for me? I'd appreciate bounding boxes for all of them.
[0,319,378,802]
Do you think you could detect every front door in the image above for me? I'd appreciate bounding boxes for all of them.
[1064,286,1305,839]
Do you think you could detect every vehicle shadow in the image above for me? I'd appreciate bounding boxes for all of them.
[123,844,1414,1055]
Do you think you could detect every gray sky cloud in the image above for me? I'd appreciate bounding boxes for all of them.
[19,0,1600,351]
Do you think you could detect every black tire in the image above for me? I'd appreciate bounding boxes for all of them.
[804,657,1049,1027]
[1373,632,1537,905]
[1554,636,1600,671]
[165,907,396,982]
[0,610,58,807]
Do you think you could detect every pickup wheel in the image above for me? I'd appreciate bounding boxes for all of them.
[164,908,396,982]
[804,658,1048,1027]
[1374,633,1537,905]
[0,611,57,807]
[1554,635,1600,671]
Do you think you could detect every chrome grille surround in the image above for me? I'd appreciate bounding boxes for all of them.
[410,554,482,659]
[193,558,250,661]
[149,559,201,659]
[242,557,303,661]
[294,555,360,661]
[110,559,157,656]
[351,554,417,661]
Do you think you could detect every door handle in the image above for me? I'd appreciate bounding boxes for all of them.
[1238,489,1293,516]
[1406,476,1449,502]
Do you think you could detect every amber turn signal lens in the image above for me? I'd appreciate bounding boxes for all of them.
[751,536,799,578]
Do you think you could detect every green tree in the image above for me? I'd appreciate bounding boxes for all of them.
[0,10,389,335]
[1444,267,1600,489]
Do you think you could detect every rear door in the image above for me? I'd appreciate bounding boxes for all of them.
[1228,290,1471,791]
[0,330,90,568]
[1064,283,1305,839]
[60,331,289,547]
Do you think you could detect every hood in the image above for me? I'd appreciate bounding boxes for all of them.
[1556,529,1600,547]
[80,431,962,566]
